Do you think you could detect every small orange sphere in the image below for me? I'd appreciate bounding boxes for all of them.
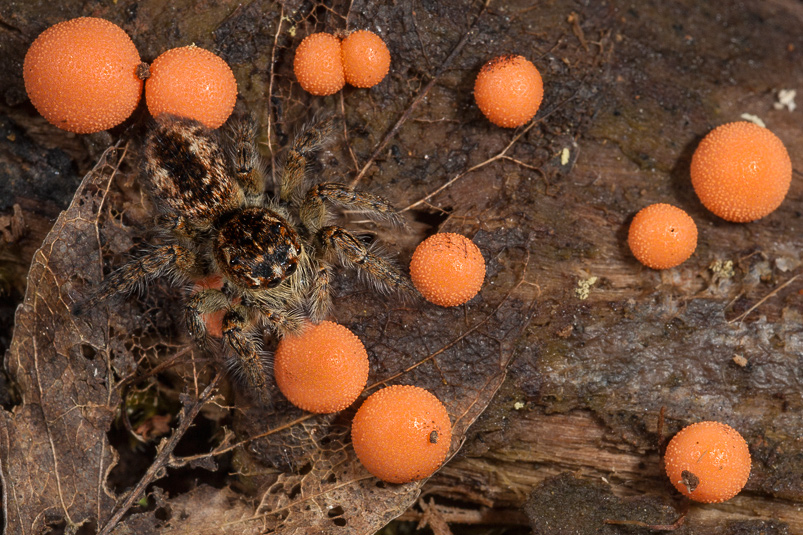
[341,30,391,88]
[190,275,226,338]
[352,385,451,483]
[691,122,792,222]
[664,421,751,503]
[410,233,485,307]
[145,45,237,129]
[628,204,698,270]
[474,55,544,128]
[273,321,369,414]
[23,17,143,134]
[294,33,345,96]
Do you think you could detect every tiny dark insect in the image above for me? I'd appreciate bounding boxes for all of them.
[680,469,700,493]
[74,114,414,405]
[429,430,438,444]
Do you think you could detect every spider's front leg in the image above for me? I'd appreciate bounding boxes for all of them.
[185,287,230,349]
[318,226,416,295]
[72,244,197,315]
[300,183,405,235]
[220,305,272,406]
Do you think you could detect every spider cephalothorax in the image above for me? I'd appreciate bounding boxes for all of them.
[74,113,413,404]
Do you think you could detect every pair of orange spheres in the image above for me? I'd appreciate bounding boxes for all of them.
[272,320,451,485]
[23,17,237,133]
[629,121,792,270]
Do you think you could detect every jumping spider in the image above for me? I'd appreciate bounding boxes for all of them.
[74,114,414,404]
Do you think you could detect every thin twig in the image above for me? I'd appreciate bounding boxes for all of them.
[349,0,491,187]
[401,88,581,212]
[266,5,284,185]
[401,120,538,212]
[98,371,223,535]
[340,91,361,171]
[728,273,800,324]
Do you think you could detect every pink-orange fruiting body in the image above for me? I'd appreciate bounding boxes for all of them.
[691,121,791,222]
[474,55,544,128]
[23,17,143,133]
[145,45,238,129]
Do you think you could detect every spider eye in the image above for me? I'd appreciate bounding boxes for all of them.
[266,279,281,288]
[229,256,241,266]
[286,263,297,276]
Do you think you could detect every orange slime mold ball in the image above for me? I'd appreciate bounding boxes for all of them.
[410,233,486,307]
[341,30,391,88]
[665,421,751,503]
[474,54,544,128]
[146,45,238,129]
[23,17,143,133]
[352,385,451,483]
[273,321,369,414]
[691,121,791,222]
[293,33,345,96]
[628,203,698,270]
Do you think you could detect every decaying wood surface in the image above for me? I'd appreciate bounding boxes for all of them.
[0,1,801,534]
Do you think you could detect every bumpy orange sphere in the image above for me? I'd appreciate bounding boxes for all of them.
[474,55,543,128]
[293,33,345,96]
[628,204,698,270]
[352,385,451,483]
[273,321,369,414]
[145,45,237,129]
[341,30,391,88]
[665,421,751,503]
[691,122,791,222]
[23,17,143,133]
[410,233,485,307]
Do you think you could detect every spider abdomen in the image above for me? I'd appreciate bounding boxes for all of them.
[144,116,244,223]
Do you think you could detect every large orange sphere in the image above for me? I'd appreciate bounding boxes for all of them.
[352,385,451,483]
[691,122,791,222]
[665,421,751,503]
[23,17,143,133]
[474,55,543,128]
[145,45,238,129]
[273,321,369,414]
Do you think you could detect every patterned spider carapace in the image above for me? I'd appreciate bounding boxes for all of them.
[73,114,414,404]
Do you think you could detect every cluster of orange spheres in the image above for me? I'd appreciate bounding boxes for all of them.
[664,421,751,503]
[628,121,791,270]
[23,17,238,133]
[270,321,451,484]
[294,30,391,95]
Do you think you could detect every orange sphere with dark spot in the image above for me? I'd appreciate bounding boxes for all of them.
[628,204,697,270]
[410,233,485,307]
[23,17,143,133]
[293,33,345,96]
[665,421,751,503]
[341,30,391,88]
[352,385,451,483]
[691,122,791,222]
[273,321,369,414]
[145,45,237,129]
[474,55,543,128]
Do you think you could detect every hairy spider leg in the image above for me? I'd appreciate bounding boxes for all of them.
[299,182,405,235]
[185,287,230,347]
[72,244,197,315]
[279,115,337,203]
[307,264,333,321]
[318,226,415,295]
[221,306,272,405]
